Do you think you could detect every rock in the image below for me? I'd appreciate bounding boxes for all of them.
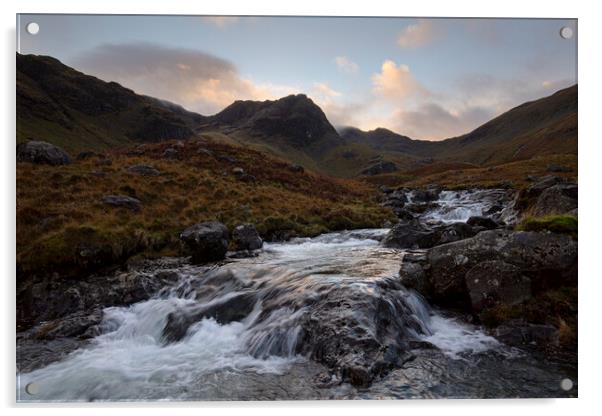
[547,164,572,173]
[162,291,256,343]
[96,157,112,166]
[17,141,72,165]
[289,164,305,173]
[412,188,440,202]
[101,195,141,211]
[76,151,97,160]
[127,164,161,176]
[467,216,499,230]
[382,221,439,249]
[465,260,531,314]
[162,148,179,160]
[494,320,560,348]
[360,161,398,176]
[483,204,503,215]
[217,155,238,164]
[180,221,230,263]
[232,167,245,176]
[410,230,577,309]
[232,224,263,251]
[532,183,578,216]
[197,147,214,157]
[33,308,103,340]
[383,221,476,249]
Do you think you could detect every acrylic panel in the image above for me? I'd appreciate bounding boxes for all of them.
[16,14,577,402]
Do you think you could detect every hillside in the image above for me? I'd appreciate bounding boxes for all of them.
[17,137,393,281]
[17,53,204,152]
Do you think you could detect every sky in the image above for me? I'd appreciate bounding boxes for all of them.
[18,15,577,140]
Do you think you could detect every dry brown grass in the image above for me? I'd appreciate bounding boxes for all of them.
[17,137,395,280]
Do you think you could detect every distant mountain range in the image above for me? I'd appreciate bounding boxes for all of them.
[17,53,577,178]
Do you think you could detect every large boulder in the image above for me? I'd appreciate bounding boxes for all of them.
[180,221,230,263]
[17,141,72,165]
[232,224,263,251]
[467,216,499,230]
[400,229,577,310]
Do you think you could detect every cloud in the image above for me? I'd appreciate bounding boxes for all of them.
[73,42,296,115]
[390,103,493,140]
[371,60,429,102]
[397,19,439,49]
[202,16,240,28]
[334,56,359,73]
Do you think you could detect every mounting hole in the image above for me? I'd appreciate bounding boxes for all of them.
[26,22,40,35]
[560,378,573,391]
[560,26,573,39]
[25,382,39,395]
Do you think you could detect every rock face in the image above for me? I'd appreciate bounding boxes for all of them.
[17,141,72,165]
[101,195,142,211]
[180,221,230,263]
[232,224,263,251]
[400,230,577,312]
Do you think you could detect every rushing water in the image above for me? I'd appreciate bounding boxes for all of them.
[17,192,575,401]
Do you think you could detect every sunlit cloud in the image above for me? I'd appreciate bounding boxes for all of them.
[371,60,429,102]
[334,56,359,73]
[397,19,440,49]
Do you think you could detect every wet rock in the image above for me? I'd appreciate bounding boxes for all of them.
[412,188,440,202]
[465,260,531,313]
[180,221,230,263]
[17,141,72,165]
[434,222,476,245]
[382,221,438,249]
[467,216,499,229]
[101,195,141,211]
[33,308,104,340]
[127,164,161,176]
[232,224,263,251]
[162,291,257,343]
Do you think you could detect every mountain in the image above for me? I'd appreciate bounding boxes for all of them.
[17,53,577,178]
[17,53,204,152]
[342,85,577,169]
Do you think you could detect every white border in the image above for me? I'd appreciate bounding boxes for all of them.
[2,0,600,414]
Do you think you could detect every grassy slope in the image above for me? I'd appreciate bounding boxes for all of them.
[17,137,395,280]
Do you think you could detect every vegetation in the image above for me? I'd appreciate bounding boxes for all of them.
[517,215,578,238]
[16,138,395,280]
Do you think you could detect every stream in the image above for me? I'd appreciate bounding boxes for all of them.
[17,190,576,401]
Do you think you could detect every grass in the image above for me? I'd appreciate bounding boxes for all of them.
[17,137,395,280]
[517,215,578,238]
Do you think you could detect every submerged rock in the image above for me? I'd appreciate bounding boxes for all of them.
[17,141,72,165]
[180,221,230,263]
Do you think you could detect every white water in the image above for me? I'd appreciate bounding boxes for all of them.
[18,229,503,402]
[420,189,515,224]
